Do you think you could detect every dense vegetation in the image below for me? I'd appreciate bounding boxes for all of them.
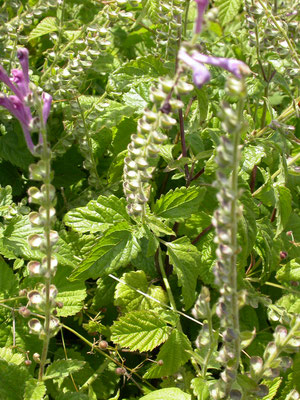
[0,0,299,399]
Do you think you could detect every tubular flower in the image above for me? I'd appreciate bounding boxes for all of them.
[178,48,250,89]
[0,48,52,154]
[194,0,209,34]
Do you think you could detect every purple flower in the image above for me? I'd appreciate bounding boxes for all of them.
[0,48,52,154]
[179,48,250,89]
[194,0,209,34]
[191,51,251,78]
[178,49,211,89]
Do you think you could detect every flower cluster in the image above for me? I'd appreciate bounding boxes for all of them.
[123,77,193,217]
[0,48,52,154]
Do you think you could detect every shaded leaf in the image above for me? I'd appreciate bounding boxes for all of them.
[24,379,46,400]
[216,0,243,26]
[140,388,191,400]
[44,359,85,380]
[166,237,201,309]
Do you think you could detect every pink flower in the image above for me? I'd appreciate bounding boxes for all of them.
[0,48,52,154]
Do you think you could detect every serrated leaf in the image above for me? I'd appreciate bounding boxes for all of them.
[44,359,85,380]
[0,258,18,298]
[64,195,129,233]
[0,359,30,400]
[145,215,175,236]
[29,17,58,40]
[0,185,12,216]
[140,388,191,400]
[114,270,168,312]
[261,377,282,400]
[274,185,292,237]
[153,186,206,221]
[57,393,90,400]
[276,259,300,283]
[24,379,46,400]
[276,294,300,314]
[166,237,201,309]
[111,310,170,352]
[0,347,24,365]
[69,222,141,281]
[144,329,192,378]
[217,0,243,26]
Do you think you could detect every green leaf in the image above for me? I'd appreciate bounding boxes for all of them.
[166,237,201,309]
[153,186,206,221]
[145,215,175,236]
[53,265,87,317]
[276,259,300,283]
[276,294,300,314]
[144,329,192,378]
[44,359,85,380]
[140,388,191,400]
[191,377,210,400]
[0,359,30,400]
[24,379,46,400]
[112,118,137,156]
[240,145,266,180]
[261,377,282,400]
[64,195,129,233]
[0,347,24,365]
[111,310,170,352]
[216,0,243,26]
[57,393,90,400]
[0,258,19,298]
[69,222,141,281]
[274,185,292,237]
[29,17,58,40]
[0,186,12,216]
[114,270,168,312]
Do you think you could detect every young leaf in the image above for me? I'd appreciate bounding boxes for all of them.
[274,185,292,237]
[64,195,129,233]
[260,377,282,400]
[153,186,206,221]
[69,222,141,281]
[29,17,58,40]
[0,347,24,365]
[111,310,170,352]
[191,377,210,400]
[216,0,243,26]
[140,388,191,400]
[276,259,300,283]
[166,237,201,309]
[24,379,46,400]
[0,185,12,216]
[143,329,192,379]
[44,359,85,380]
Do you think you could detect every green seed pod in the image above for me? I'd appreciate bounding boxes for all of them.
[28,318,43,335]
[175,80,194,95]
[144,109,158,123]
[135,157,149,170]
[159,77,174,94]
[128,144,143,158]
[137,120,152,134]
[150,88,167,103]
[169,98,184,111]
[28,290,44,307]
[151,130,167,144]
[146,143,160,158]
[28,234,43,249]
[160,113,177,128]
[28,260,44,276]
[28,212,43,226]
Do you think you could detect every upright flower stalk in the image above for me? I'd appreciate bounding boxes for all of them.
[210,78,247,400]
[0,49,60,380]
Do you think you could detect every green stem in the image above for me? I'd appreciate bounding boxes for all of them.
[260,64,272,129]
[183,0,191,37]
[80,359,110,391]
[157,247,182,331]
[38,110,54,381]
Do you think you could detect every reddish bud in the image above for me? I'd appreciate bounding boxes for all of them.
[99,340,108,350]
[280,251,288,259]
